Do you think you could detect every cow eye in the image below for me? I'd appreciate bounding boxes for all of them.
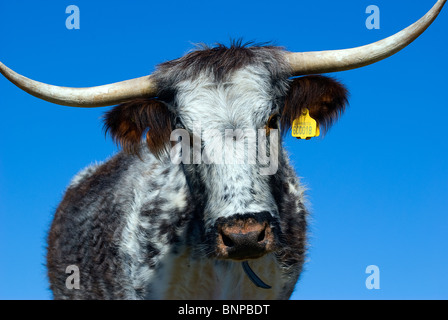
[267,113,280,130]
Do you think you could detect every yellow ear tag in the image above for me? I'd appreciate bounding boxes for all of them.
[291,108,320,140]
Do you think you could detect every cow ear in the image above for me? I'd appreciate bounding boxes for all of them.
[280,75,349,136]
[103,98,172,157]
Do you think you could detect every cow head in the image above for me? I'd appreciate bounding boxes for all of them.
[101,44,348,261]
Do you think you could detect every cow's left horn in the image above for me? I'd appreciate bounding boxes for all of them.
[286,0,446,75]
[0,61,157,107]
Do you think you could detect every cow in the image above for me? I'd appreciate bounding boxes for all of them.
[0,0,445,300]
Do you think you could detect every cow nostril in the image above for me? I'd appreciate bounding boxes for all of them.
[221,232,234,248]
[257,227,266,243]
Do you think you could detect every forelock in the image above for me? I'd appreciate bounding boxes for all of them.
[153,42,291,98]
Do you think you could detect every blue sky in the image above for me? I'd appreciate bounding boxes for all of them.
[0,0,447,300]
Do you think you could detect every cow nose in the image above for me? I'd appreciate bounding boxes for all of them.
[216,217,275,260]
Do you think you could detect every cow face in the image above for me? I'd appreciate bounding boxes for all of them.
[103,44,348,261]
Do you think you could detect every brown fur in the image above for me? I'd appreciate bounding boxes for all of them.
[103,99,172,157]
[281,75,349,136]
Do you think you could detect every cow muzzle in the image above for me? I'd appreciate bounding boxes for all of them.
[215,215,276,260]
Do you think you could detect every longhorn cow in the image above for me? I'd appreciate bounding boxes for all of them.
[0,0,445,299]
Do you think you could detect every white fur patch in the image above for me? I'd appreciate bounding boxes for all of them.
[174,66,280,229]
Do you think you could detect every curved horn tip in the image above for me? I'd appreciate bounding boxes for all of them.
[286,0,447,75]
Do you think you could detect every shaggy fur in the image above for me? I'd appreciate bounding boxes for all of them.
[103,99,172,157]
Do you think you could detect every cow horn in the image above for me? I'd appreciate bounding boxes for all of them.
[286,0,446,75]
[0,61,158,107]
